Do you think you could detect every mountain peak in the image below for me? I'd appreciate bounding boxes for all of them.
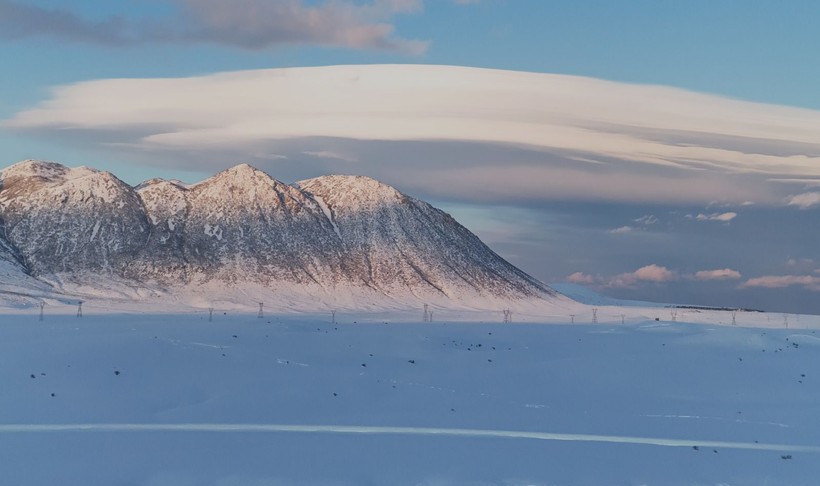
[297,174,407,210]
[194,163,282,188]
[2,160,70,181]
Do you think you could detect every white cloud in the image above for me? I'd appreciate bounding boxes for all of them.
[786,192,820,209]
[692,268,742,281]
[634,215,658,225]
[608,226,634,234]
[741,275,820,291]
[8,65,820,204]
[566,272,598,284]
[610,264,677,288]
[694,212,737,222]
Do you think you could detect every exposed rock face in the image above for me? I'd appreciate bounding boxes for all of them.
[0,160,557,307]
[0,160,149,276]
[297,175,553,300]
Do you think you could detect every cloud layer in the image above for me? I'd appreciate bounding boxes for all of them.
[0,0,426,53]
[6,64,820,204]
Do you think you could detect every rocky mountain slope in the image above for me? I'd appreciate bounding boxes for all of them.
[0,160,560,310]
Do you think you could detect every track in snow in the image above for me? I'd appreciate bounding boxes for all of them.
[1,423,818,453]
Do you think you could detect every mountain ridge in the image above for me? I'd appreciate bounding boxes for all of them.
[0,159,563,311]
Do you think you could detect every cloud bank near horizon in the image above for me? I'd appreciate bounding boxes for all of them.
[7,64,820,205]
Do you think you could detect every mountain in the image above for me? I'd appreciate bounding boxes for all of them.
[0,161,149,276]
[0,160,561,311]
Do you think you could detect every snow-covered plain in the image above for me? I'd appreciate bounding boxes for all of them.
[2,306,820,485]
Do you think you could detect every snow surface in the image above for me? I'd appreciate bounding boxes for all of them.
[1,311,820,485]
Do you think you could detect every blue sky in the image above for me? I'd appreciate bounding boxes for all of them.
[2,0,820,313]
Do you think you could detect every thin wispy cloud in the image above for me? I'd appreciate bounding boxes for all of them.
[0,0,129,45]
[0,0,426,53]
[786,257,815,270]
[692,269,742,281]
[302,151,359,163]
[634,215,658,225]
[689,212,737,222]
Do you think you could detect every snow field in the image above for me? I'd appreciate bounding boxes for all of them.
[0,313,819,485]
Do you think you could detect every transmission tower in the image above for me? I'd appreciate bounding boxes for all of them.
[76,301,83,318]
[39,302,44,322]
[621,314,625,325]
[592,308,598,324]
[570,314,575,324]
[257,302,264,319]
[731,311,736,326]
[670,309,677,322]
[331,310,336,324]
[423,304,431,322]
[503,309,512,324]
[208,307,214,322]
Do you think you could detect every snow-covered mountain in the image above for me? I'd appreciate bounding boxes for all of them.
[0,160,560,310]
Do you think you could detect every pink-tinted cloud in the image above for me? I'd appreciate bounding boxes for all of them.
[566,272,598,285]
[692,268,742,281]
[174,0,427,53]
[610,264,677,288]
[741,275,820,290]
[0,0,427,53]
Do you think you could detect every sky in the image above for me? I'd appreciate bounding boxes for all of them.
[1,0,820,313]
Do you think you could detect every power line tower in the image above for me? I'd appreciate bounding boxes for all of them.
[208,307,214,322]
[257,303,264,319]
[423,304,431,322]
[39,302,45,322]
[502,309,512,324]
[570,314,575,324]
[731,311,737,326]
[592,308,598,324]
[783,313,789,328]
[331,310,336,324]
[670,309,677,322]
[621,314,625,325]
[76,301,83,318]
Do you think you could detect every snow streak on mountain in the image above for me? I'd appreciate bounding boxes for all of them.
[0,160,559,310]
